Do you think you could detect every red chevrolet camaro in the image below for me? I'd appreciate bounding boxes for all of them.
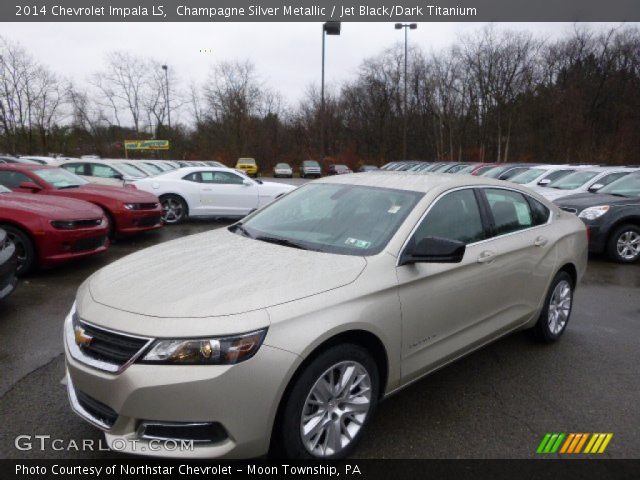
[0,165,163,237]
[0,185,109,275]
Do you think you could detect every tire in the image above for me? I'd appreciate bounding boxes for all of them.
[160,194,187,225]
[532,271,574,343]
[606,224,640,264]
[2,225,36,276]
[275,344,379,459]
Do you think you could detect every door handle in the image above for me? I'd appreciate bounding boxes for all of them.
[202,188,212,191]
[477,250,496,264]
[534,236,549,247]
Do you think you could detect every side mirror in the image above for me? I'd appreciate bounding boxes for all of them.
[537,178,551,186]
[399,236,466,266]
[588,183,604,192]
[18,181,42,192]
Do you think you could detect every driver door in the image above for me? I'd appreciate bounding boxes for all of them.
[198,171,258,216]
[396,188,505,382]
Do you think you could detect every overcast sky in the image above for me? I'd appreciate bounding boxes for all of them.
[1,22,630,117]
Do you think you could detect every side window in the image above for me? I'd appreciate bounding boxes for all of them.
[0,171,31,188]
[598,172,628,187]
[413,189,486,245]
[62,163,86,175]
[200,171,244,185]
[485,189,534,235]
[527,197,550,226]
[182,172,201,182]
[90,164,120,178]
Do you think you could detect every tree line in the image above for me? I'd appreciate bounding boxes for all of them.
[1,25,639,170]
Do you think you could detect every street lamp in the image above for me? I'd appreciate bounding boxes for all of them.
[161,64,171,130]
[321,21,341,161]
[395,23,417,160]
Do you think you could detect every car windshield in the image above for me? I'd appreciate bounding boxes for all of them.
[116,163,147,178]
[510,168,547,184]
[599,174,640,198]
[549,171,599,190]
[303,161,319,167]
[35,168,88,188]
[142,163,164,174]
[480,166,508,178]
[239,158,256,165]
[236,183,423,256]
[276,163,290,168]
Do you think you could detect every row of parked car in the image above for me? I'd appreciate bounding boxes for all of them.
[381,160,640,264]
[0,155,300,300]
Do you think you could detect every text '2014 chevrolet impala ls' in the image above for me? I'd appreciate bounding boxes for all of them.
[64,172,587,459]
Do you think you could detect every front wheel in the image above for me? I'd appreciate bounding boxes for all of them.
[275,344,379,459]
[160,195,187,224]
[3,225,36,276]
[607,224,640,263]
[532,271,574,342]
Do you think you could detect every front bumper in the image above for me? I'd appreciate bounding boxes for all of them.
[38,227,109,268]
[64,315,299,459]
[116,208,163,234]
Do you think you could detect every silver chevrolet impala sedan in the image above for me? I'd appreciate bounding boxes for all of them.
[64,172,588,459]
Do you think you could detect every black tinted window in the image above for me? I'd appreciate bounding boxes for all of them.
[485,189,534,235]
[528,197,550,226]
[182,172,201,182]
[0,171,31,188]
[414,189,485,245]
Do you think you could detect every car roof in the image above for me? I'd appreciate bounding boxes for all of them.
[0,163,52,171]
[316,171,519,193]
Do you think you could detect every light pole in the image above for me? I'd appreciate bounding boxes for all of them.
[321,21,341,161]
[161,64,171,130]
[395,23,417,160]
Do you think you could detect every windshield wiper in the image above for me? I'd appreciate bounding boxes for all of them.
[254,235,310,251]
[607,193,630,198]
[228,223,253,238]
[58,185,81,189]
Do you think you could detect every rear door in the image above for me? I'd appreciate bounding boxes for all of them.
[477,187,556,322]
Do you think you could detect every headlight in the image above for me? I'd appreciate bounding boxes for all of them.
[124,203,139,210]
[141,329,267,365]
[578,205,610,220]
[51,220,77,230]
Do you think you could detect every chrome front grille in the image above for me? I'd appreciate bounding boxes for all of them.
[66,309,152,374]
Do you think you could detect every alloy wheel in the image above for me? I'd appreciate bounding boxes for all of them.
[161,197,184,224]
[300,361,372,457]
[548,280,572,335]
[616,230,640,261]
[6,232,26,270]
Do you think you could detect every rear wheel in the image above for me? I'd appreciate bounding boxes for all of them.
[275,344,379,459]
[607,224,640,263]
[532,271,574,342]
[2,225,36,276]
[160,195,187,224]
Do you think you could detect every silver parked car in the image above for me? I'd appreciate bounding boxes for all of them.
[64,172,587,459]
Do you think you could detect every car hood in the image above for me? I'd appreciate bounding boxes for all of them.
[554,193,639,210]
[89,228,366,318]
[257,181,296,193]
[0,192,103,219]
[65,184,159,203]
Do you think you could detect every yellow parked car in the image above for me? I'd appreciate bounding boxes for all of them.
[236,157,258,177]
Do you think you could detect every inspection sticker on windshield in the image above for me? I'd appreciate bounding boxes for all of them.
[345,238,371,249]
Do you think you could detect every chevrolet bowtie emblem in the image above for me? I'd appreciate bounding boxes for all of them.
[74,326,94,347]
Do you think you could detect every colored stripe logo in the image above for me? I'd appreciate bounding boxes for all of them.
[537,433,613,454]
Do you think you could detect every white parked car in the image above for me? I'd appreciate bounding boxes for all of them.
[59,159,148,187]
[531,167,639,201]
[133,167,296,223]
[508,165,583,190]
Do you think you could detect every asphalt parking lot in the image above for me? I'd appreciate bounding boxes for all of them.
[0,177,638,459]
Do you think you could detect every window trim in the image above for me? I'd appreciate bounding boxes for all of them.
[396,185,554,267]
